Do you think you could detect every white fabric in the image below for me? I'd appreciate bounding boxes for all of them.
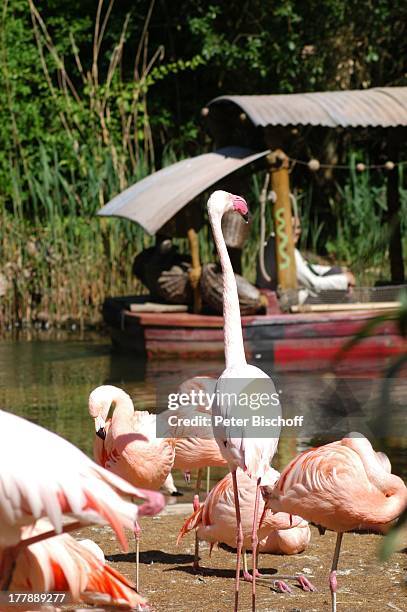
[294,249,349,293]
[307,262,332,276]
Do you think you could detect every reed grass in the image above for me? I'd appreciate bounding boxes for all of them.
[327,155,407,285]
[1,0,159,328]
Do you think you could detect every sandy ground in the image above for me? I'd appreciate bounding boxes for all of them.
[65,503,406,612]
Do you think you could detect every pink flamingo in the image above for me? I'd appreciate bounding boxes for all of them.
[178,468,314,592]
[207,190,280,610]
[168,376,227,485]
[93,412,179,496]
[259,518,310,556]
[261,433,407,611]
[88,384,175,588]
[8,519,146,610]
[89,385,176,491]
[0,409,164,590]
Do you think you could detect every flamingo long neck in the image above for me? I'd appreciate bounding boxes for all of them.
[109,389,134,435]
[209,210,246,368]
[343,436,391,491]
[342,436,407,525]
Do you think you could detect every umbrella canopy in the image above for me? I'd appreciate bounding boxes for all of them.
[97,147,269,235]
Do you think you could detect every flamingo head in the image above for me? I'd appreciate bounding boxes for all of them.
[259,466,280,508]
[260,484,274,509]
[88,385,126,440]
[207,190,249,222]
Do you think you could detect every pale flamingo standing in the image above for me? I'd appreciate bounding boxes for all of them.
[177,468,314,592]
[261,433,407,611]
[0,409,164,590]
[8,519,146,610]
[88,384,175,588]
[207,190,281,610]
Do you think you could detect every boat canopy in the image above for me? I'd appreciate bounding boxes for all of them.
[206,87,407,136]
[97,146,269,235]
[98,88,407,235]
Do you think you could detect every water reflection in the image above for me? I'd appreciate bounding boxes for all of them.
[0,332,405,498]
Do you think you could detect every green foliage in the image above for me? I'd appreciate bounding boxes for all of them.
[182,0,406,95]
[242,174,274,282]
[325,155,407,283]
[295,185,326,256]
[0,0,205,326]
[0,0,406,325]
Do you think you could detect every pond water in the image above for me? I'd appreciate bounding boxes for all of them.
[0,332,405,499]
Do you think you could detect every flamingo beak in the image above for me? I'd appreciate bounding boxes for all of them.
[96,427,106,440]
[231,194,250,223]
[95,416,106,440]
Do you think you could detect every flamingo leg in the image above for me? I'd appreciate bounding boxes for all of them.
[329,532,343,612]
[232,469,244,612]
[251,477,261,611]
[134,520,141,592]
[193,533,201,572]
[193,470,204,572]
[195,468,203,496]
[206,466,211,493]
[243,550,262,582]
[242,549,250,581]
[258,504,267,530]
[192,494,201,572]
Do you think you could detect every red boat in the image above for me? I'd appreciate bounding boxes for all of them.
[103,293,405,371]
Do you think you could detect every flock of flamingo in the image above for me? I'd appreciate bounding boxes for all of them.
[1,191,406,612]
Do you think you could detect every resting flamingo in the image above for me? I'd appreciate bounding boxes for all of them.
[177,468,314,592]
[207,190,281,610]
[0,409,164,590]
[8,519,146,611]
[259,517,310,556]
[168,376,227,486]
[261,433,407,612]
[88,384,175,587]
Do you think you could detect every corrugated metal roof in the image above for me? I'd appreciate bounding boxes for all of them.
[97,147,269,234]
[208,87,407,128]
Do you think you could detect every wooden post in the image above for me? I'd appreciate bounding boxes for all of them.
[187,228,202,313]
[267,150,297,290]
[387,136,404,283]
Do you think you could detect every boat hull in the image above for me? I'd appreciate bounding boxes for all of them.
[103,296,405,371]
